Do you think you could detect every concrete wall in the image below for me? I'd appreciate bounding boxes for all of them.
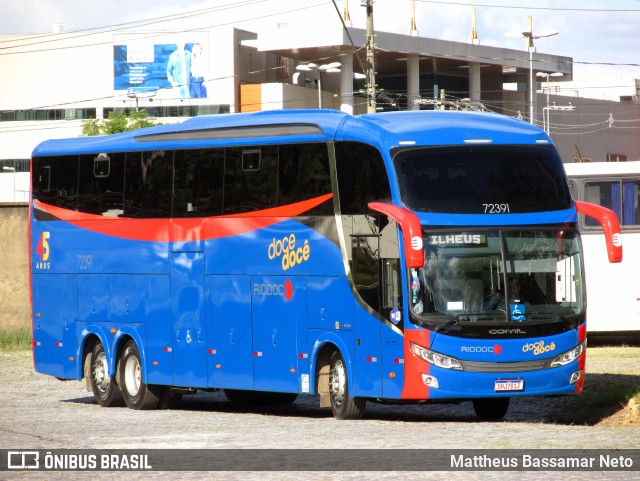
[503,90,640,163]
[547,95,640,163]
[0,206,30,331]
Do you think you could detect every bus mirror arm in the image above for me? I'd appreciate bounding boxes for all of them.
[368,202,424,268]
[575,201,623,263]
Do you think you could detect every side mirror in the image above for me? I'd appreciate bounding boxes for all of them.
[575,201,623,263]
[368,202,424,268]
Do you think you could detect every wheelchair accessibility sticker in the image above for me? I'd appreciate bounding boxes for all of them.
[510,303,526,321]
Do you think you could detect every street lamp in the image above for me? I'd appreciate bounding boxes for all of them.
[506,16,558,124]
[537,72,563,133]
[126,87,158,111]
[542,102,576,135]
[3,166,16,202]
[296,62,341,108]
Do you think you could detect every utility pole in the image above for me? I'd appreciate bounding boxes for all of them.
[506,16,557,125]
[363,0,377,113]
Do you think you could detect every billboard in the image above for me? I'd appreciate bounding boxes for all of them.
[114,33,209,99]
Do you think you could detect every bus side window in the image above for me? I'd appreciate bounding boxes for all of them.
[351,217,403,323]
[334,141,391,215]
[584,180,640,227]
[32,155,78,213]
[173,148,224,217]
[78,153,125,217]
[223,146,277,214]
[278,143,332,214]
[352,235,380,312]
[124,150,173,218]
[623,180,639,226]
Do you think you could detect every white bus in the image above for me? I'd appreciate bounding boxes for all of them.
[564,161,640,335]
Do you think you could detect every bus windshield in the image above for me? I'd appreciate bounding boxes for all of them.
[393,145,572,214]
[409,229,585,325]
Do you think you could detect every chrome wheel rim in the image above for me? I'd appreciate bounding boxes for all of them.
[329,357,346,407]
[92,351,109,394]
[123,355,141,397]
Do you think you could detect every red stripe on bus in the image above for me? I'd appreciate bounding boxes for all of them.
[33,193,333,242]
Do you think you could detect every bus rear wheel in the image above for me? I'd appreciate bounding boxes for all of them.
[329,351,365,420]
[119,340,161,410]
[472,398,510,420]
[89,342,123,407]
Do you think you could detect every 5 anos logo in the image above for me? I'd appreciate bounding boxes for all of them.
[35,232,51,270]
[268,233,310,271]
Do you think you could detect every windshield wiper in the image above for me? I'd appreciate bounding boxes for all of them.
[435,317,460,333]
[435,313,496,332]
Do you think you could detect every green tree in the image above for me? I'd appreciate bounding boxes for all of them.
[102,111,130,135]
[81,109,158,136]
[128,109,156,131]
[81,118,102,136]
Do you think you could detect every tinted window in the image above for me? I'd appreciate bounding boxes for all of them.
[584,180,640,227]
[352,235,380,311]
[335,141,391,215]
[222,143,332,216]
[223,146,278,214]
[124,150,173,218]
[32,155,78,211]
[173,149,224,217]
[78,153,125,216]
[278,143,332,214]
[393,145,572,214]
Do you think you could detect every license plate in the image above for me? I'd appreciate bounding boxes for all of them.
[495,379,524,392]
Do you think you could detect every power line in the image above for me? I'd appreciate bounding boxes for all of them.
[0,1,330,56]
[0,0,274,49]
[415,0,640,13]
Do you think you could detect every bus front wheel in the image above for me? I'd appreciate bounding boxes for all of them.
[89,342,123,407]
[329,350,365,420]
[119,340,161,410]
[472,398,510,420]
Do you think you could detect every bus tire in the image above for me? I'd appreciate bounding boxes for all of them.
[119,340,161,410]
[472,397,510,420]
[89,342,124,407]
[329,350,365,420]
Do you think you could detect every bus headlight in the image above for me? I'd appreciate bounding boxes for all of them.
[550,340,587,367]
[410,342,463,370]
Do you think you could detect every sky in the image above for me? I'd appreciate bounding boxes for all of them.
[1,0,639,100]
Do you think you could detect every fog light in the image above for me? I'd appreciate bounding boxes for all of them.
[421,374,439,389]
[570,370,582,384]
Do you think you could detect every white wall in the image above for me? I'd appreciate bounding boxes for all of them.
[260,83,342,111]
[0,120,84,159]
[0,172,30,203]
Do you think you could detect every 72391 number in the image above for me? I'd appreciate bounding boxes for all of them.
[483,203,510,213]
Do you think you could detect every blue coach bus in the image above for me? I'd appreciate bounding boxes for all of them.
[30,109,622,420]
